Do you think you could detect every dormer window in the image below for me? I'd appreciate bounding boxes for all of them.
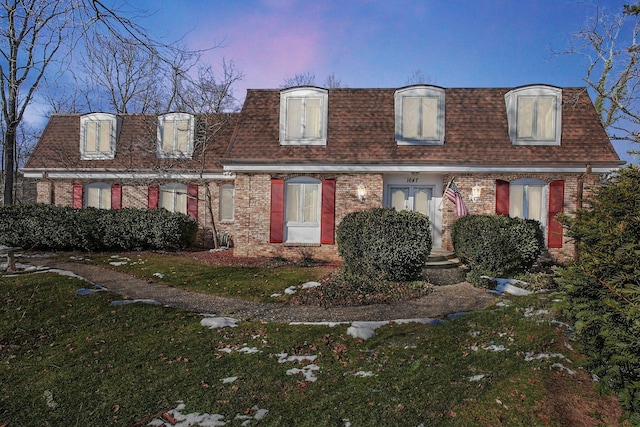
[279,87,328,146]
[505,85,562,146]
[80,113,119,159]
[395,86,445,145]
[157,113,195,158]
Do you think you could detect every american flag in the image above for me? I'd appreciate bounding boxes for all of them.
[444,179,468,217]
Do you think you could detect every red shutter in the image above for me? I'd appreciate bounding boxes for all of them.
[269,179,285,243]
[320,179,336,244]
[148,185,159,209]
[547,180,564,248]
[111,184,122,210]
[187,184,198,220]
[495,180,510,215]
[72,183,83,208]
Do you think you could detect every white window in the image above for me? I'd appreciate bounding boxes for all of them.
[160,183,187,214]
[279,88,328,146]
[80,113,119,159]
[509,179,546,223]
[220,184,234,221]
[84,182,111,209]
[157,113,195,158]
[395,86,445,145]
[505,86,562,145]
[285,178,321,243]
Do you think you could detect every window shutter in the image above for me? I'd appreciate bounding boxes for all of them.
[495,180,510,215]
[148,185,159,209]
[270,179,285,243]
[321,179,336,244]
[111,184,122,210]
[547,180,564,248]
[73,183,83,208]
[187,184,198,220]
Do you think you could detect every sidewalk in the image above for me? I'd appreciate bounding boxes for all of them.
[23,258,497,323]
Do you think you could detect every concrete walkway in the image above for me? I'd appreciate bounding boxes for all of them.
[23,258,497,323]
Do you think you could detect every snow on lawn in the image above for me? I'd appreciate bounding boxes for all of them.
[147,401,268,427]
[201,317,238,329]
[271,281,322,298]
[347,318,443,340]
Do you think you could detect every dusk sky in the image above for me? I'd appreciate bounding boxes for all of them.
[132,0,636,163]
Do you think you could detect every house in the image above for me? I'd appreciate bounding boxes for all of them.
[22,85,623,262]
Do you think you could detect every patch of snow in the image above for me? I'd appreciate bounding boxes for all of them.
[551,363,576,375]
[218,348,233,354]
[284,286,297,295]
[353,371,376,377]
[75,286,107,296]
[495,301,511,307]
[148,401,226,426]
[301,281,322,289]
[221,376,238,383]
[347,321,389,340]
[286,364,320,382]
[523,308,549,317]
[394,318,444,326]
[44,390,59,410]
[200,317,238,329]
[270,293,282,298]
[564,342,574,351]
[483,277,532,296]
[109,299,161,306]
[277,353,317,363]
[524,352,572,364]
[109,261,128,266]
[483,344,507,352]
[237,347,260,354]
[469,374,486,382]
[234,406,269,425]
[153,272,164,279]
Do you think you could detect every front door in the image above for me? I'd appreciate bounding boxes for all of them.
[390,186,433,215]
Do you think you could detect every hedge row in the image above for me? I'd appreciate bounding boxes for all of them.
[451,214,544,285]
[0,204,198,251]
[337,207,432,282]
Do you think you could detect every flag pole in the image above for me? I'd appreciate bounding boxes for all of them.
[438,176,455,211]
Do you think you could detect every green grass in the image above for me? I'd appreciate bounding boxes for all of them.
[0,267,625,426]
[77,252,326,302]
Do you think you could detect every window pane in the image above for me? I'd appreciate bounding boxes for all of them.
[100,187,111,209]
[402,97,420,139]
[98,121,111,152]
[87,186,100,208]
[160,188,174,211]
[303,184,319,223]
[85,121,97,152]
[162,121,175,152]
[286,98,302,139]
[220,186,234,220]
[305,98,321,138]
[391,188,408,211]
[414,189,430,214]
[537,97,555,139]
[421,97,438,139]
[510,185,524,218]
[175,189,187,214]
[527,186,543,221]
[517,97,534,138]
[286,184,301,222]
[175,120,190,153]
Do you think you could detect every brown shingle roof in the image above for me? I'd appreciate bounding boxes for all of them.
[223,87,622,167]
[24,113,239,172]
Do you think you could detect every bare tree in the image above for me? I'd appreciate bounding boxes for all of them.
[323,72,344,88]
[281,72,316,88]
[405,69,432,85]
[0,0,198,205]
[563,4,640,155]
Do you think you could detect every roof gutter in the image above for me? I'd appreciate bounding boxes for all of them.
[20,170,235,180]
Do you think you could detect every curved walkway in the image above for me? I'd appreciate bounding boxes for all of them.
[25,259,497,322]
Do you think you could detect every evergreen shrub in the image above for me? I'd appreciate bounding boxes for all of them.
[556,166,640,421]
[336,207,432,282]
[451,214,544,285]
[0,204,197,251]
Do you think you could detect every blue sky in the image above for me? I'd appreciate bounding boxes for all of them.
[133,0,636,163]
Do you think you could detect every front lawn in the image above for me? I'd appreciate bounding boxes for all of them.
[0,264,627,426]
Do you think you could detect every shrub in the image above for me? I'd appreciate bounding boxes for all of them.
[556,166,640,420]
[336,207,432,282]
[451,214,544,286]
[0,204,197,251]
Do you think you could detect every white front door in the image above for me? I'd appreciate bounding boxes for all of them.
[390,186,433,216]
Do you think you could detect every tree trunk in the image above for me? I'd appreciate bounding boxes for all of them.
[3,124,16,205]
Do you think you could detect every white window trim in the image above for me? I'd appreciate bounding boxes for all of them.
[279,87,328,146]
[284,177,322,243]
[395,86,445,146]
[84,182,111,209]
[157,113,196,158]
[79,113,119,160]
[219,184,235,222]
[505,85,562,146]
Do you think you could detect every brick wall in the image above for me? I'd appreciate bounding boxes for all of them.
[232,173,383,261]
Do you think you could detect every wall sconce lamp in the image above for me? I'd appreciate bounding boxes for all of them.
[357,183,367,202]
[469,185,482,202]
